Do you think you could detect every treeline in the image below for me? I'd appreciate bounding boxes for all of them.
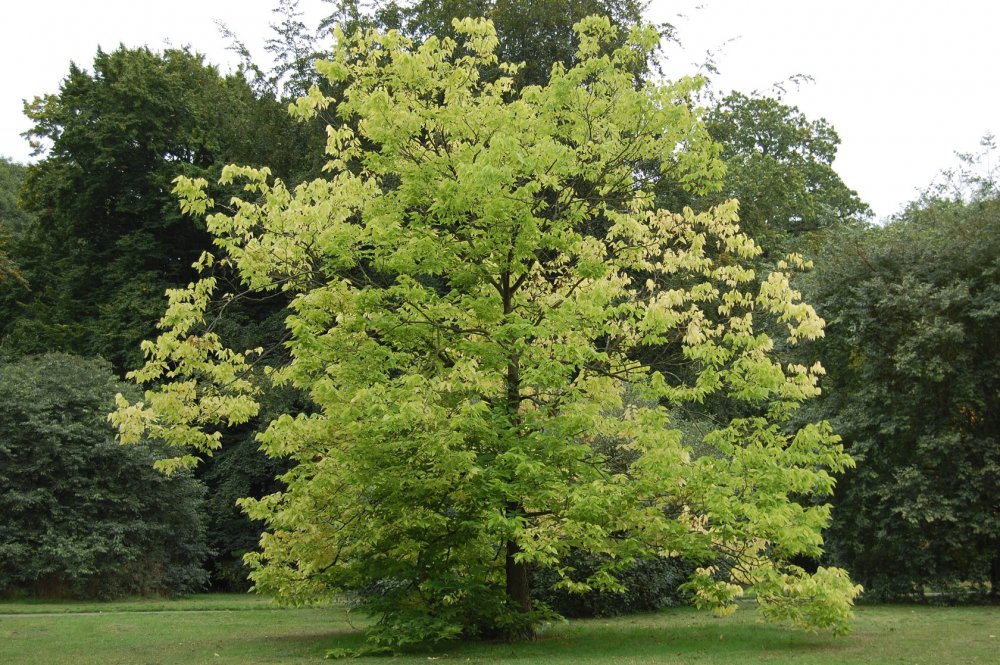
[0,0,996,605]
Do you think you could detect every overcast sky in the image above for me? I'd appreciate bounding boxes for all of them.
[2,1,997,219]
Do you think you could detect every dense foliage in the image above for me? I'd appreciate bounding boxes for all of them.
[198,383,301,590]
[0,353,209,598]
[3,0,993,632]
[112,18,859,649]
[0,46,323,592]
[693,92,870,259]
[531,553,692,617]
[0,158,30,286]
[363,0,652,86]
[5,46,317,371]
[808,191,1000,600]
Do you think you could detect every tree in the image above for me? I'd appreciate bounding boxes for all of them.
[694,92,870,258]
[198,381,300,590]
[6,46,317,371]
[221,0,338,99]
[806,186,1000,600]
[0,353,209,598]
[0,158,30,287]
[243,0,655,95]
[366,0,654,86]
[113,18,859,649]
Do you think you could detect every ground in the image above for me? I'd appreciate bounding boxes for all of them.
[1,594,998,664]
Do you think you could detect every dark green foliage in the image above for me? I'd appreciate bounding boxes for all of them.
[200,436,287,590]
[705,93,870,249]
[0,158,31,232]
[0,158,30,292]
[5,46,318,372]
[807,192,1000,600]
[657,92,869,261]
[198,381,302,591]
[0,353,209,598]
[2,44,326,592]
[531,554,693,617]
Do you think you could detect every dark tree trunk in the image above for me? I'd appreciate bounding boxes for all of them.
[501,272,532,620]
[505,536,532,613]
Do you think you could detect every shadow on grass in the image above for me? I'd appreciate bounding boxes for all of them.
[315,610,847,662]
[240,625,369,660]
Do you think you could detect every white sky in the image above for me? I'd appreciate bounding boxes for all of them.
[1,0,998,219]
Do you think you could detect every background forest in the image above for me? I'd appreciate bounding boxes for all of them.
[0,0,996,625]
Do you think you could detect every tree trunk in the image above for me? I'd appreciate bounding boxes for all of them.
[505,536,532,613]
[501,274,532,618]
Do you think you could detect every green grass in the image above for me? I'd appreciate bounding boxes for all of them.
[1,595,998,664]
[0,592,284,614]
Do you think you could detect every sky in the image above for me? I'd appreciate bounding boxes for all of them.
[2,0,998,220]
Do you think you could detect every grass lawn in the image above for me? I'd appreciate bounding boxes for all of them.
[1,595,998,664]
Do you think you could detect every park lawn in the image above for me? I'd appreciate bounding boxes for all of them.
[1,596,998,665]
[0,592,282,614]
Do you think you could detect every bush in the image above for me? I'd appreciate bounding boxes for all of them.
[0,353,209,598]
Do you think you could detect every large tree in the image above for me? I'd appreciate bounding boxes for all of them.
[234,0,654,96]
[0,46,324,592]
[113,18,858,649]
[806,189,1000,600]
[6,46,317,371]
[696,92,870,258]
[366,0,652,86]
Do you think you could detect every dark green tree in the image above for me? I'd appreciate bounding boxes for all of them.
[695,91,870,258]
[807,189,1000,600]
[244,0,656,96]
[0,353,209,598]
[0,158,31,286]
[1,47,323,592]
[6,46,317,371]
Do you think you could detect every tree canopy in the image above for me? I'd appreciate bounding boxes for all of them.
[5,45,318,371]
[807,186,1000,600]
[698,92,870,257]
[113,18,859,649]
[0,158,30,288]
[365,0,654,86]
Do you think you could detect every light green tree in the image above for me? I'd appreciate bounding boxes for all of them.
[112,17,859,649]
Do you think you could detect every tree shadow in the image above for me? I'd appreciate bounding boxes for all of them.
[315,611,849,662]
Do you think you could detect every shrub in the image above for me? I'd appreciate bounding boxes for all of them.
[0,353,209,598]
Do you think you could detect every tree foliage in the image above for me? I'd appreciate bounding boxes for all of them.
[807,187,1000,600]
[365,0,654,86]
[6,46,316,371]
[696,92,870,257]
[0,47,316,591]
[0,158,31,287]
[112,18,858,648]
[531,552,692,617]
[0,353,209,598]
[198,382,300,590]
